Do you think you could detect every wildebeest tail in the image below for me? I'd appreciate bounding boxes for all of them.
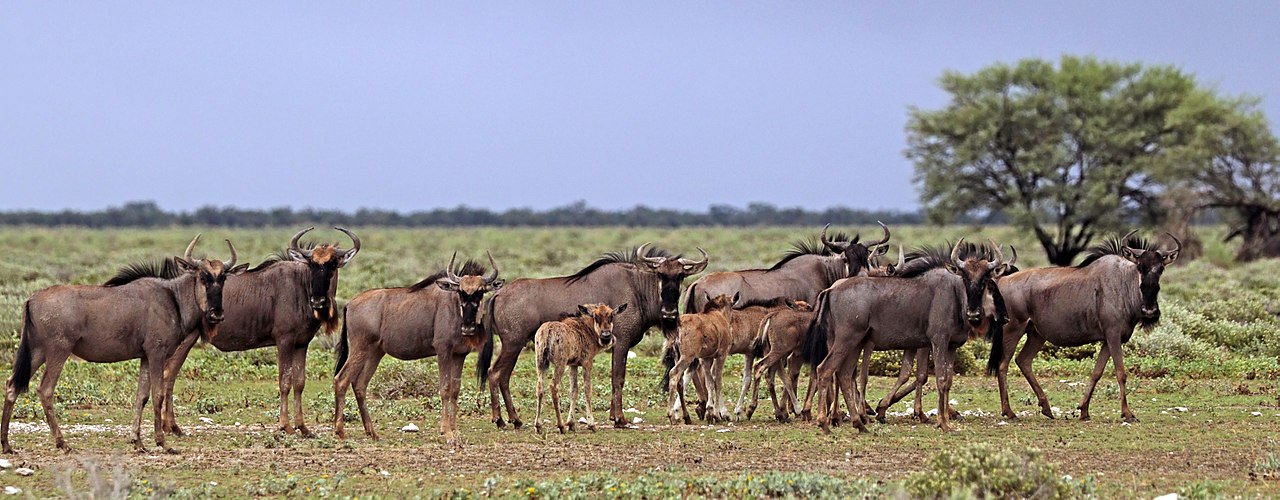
[752,317,772,358]
[334,306,350,376]
[682,284,699,314]
[986,282,1008,376]
[801,290,831,367]
[658,337,680,391]
[12,301,35,395]
[476,296,497,389]
[536,337,552,373]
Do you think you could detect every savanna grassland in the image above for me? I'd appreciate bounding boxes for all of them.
[0,226,1277,498]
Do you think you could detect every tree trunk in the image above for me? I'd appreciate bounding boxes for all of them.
[1231,209,1280,262]
[1033,226,1087,266]
[1160,190,1202,264]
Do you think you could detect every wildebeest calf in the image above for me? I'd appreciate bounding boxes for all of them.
[665,293,737,424]
[533,303,627,434]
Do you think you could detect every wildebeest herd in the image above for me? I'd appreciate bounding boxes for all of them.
[0,225,1181,452]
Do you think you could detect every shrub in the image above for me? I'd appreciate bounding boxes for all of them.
[903,444,1095,499]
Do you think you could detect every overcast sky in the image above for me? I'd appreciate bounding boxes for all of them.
[2,2,1276,212]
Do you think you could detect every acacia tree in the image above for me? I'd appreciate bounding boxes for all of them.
[906,56,1210,265]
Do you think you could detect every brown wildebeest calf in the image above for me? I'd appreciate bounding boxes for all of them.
[2,236,245,454]
[532,303,627,434]
[665,293,737,424]
[745,301,814,422]
[333,253,502,447]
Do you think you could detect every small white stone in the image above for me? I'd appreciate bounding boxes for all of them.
[1251,412,1263,417]
[104,418,113,423]
[379,470,390,477]
[949,399,958,406]
[199,417,214,424]
[400,423,419,433]
[1173,406,1188,412]
[623,407,642,414]
[0,459,11,469]
[1154,493,1179,500]
[627,351,637,359]
[997,421,1008,426]
[3,486,20,495]
[715,428,731,433]
[14,468,33,477]
[234,422,242,426]
[631,417,643,424]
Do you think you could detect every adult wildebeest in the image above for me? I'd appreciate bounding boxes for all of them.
[2,236,245,454]
[804,240,1011,433]
[665,293,737,424]
[533,302,626,434]
[995,231,1180,422]
[683,223,890,313]
[333,253,501,446]
[159,227,360,437]
[480,244,708,429]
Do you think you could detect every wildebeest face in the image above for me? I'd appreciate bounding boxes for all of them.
[578,303,627,346]
[945,239,1014,326]
[638,245,709,321]
[821,222,892,277]
[175,236,249,325]
[287,227,361,318]
[436,252,503,335]
[1121,232,1181,325]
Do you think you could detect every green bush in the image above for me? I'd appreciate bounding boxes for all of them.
[903,444,1096,499]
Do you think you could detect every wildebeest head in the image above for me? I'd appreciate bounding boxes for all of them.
[174,234,249,325]
[1119,230,1181,325]
[577,303,628,347]
[702,292,739,312]
[821,222,891,277]
[867,244,905,277]
[945,238,1014,326]
[436,251,504,335]
[637,244,709,321]
[286,226,361,320]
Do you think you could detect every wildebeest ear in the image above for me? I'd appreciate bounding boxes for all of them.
[1120,246,1144,263]
[1160,250,1179,264]
[435,278,460,292]
[578,305,591,316]
[287,248,309,262]
[338,247,359,267]
[614,303,628,314]
[174,257,199,273]
[228,263,251,275]
[487,280,505,291]
[732,291,740,305]
[991,263,1009,278]
[873,245,889,257]
[944,262,961,276]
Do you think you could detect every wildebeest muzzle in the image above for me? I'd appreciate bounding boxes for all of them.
[965,309,984,326]
[599,331,614,346]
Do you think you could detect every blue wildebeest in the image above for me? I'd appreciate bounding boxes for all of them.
[160,227,361,437]
[803,239,1010,433]
[995,231,1180,422]
[480,245,708,429]
[334,253,502,447]
[533,302,626,434]
[2,236,245,453]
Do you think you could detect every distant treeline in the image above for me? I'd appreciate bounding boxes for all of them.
[0,200,996,228]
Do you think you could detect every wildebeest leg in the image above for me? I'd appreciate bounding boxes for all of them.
[933,345,958,432]
[667,355,694,425]
[582,359,597,431]
[439,353,466,447]
[566,365,579,432]
[912,351,930,422]
[160,332,199,437]
[800,358,819,422]
[837,351,867,433]
[2,348,44,454]
[148,357,176,454]
[876,349,917,422]
[1015,333,1053,418]
[488,339,525,429]
[131,359,151,452]
[690,361,709,421]
[551,364,566,434]
[275,346,294,434]
[732,354,754,420]
[289,347,313,438]
[711,355,729,422]
[332,342,366,440]
[856,343,873,423]
[38,351,71,452]
[1078,341,1111,421]
[1108,337,1136,422]
[812,352,841,433]
[786,355,803,416]
[534,356,548,435]
[608,343,630,428]
[353,351,384,440]
[996,319,1029,419]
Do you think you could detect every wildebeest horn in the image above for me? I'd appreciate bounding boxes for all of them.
[184,234,202,262]
[224,239,238,268]
[870,221,891,247]
[896,244,905,269]
[637,243,667,264]
[820,224,850,252]
[1164,232,1183,256]
[334,226,361,255]
[951,238,966,267]
[987,238,1004,269]
[1008,245,1018,267]
[484,250,499,284]
[444,252,462,283]
[1121,230,1145,258]
[290,227,315,258]
[677,247,709,267]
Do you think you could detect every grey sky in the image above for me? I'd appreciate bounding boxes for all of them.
[2,2,1276,212]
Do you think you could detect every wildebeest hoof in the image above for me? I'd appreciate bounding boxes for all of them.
[682,415,692,425]
[494,418,507,429]
[587,424,596,432]
[613,419,628,429]
[1079,413,1091,422]
[1041,408,1055,419]
[557,424,566,434]
[799,410,812,422]
[1122,415,1139,423]
[511,419,524,430]
[567,422,576,432]
[334,429,347,440]
[164,447,180,455]
[169,425,186,437]
[298,426,316,438]
[776,414,791,423]
[535,424,544,434]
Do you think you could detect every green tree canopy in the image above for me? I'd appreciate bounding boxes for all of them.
[907,56,1226,265]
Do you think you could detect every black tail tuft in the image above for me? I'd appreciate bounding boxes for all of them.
[12,301,35,395]
[985,282,1008,376]
[334,306,350,376]
[476,296,497,389]
[800,290,831,367]
[537,338,552,373]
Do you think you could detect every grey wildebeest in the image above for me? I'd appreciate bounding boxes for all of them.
[804,240,1011,433]
[333,253,501,446]
[480,244,708,429]
[664,293,738,424]
[159,227,360,437]
[532,302,627,434]
[995,231,1180,422]
[683,223,891,314]
[2,236,245,453]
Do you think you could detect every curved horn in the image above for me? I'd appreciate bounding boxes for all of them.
[896,244,905,269]
[224,239,238,268]
[445,252,461,283]
[484,250,500,284]
[1007,244,1018,268]
[334,226,361,255]
[1121,229,1146,257]
[290,227,315,257]
[951,238,966,267]
[820,224,849,252]
[637,243,666,264]
[1120,229,1138,245]
[1164,232,1183,255]
[870,221,891,247]
[987,238,1004,269]
[184,234,202,262]
[677,247,709,267]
